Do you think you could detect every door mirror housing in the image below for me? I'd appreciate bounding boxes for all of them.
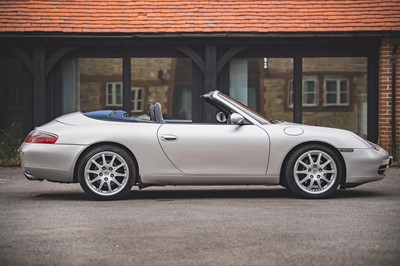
[230,113,245,125]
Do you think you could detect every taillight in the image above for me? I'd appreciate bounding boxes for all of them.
[25,131,58,144]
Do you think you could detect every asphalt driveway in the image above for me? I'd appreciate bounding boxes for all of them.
[0,167,399,266]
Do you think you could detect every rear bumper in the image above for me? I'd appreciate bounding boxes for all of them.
[20,142,86,183]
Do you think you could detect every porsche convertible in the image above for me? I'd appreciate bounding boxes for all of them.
[20,90,392,200]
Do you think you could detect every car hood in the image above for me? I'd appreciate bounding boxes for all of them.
[261,122,373,149]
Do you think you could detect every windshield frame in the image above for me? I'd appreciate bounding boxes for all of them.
[214,91,273,125]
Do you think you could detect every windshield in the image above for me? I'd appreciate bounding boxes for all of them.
[218,93,273,125]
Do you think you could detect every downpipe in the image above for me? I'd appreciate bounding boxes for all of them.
[391,39,399,161]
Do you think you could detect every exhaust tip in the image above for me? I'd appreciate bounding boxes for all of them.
[24,172,44,181]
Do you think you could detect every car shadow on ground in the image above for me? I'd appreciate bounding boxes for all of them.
[32,187,385,201]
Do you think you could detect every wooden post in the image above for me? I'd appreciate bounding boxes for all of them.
[33,46,46,127]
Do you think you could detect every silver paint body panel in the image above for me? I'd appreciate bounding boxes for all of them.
[20,91,390,188]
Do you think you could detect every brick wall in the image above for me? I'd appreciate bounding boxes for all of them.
[379,39,400,159]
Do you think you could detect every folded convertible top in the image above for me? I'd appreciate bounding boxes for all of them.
[84,110,137,122]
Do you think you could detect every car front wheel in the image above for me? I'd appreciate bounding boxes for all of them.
[284,144,343,199]
[78,145,136,200]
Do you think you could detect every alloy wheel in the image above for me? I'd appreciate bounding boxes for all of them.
[84,151,130,196]
[293,150,337,195]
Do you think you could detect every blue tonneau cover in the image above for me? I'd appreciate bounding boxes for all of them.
[84,110,138,122]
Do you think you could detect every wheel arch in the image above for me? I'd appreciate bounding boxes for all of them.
[73,142,140,183]
[279,141,347,187]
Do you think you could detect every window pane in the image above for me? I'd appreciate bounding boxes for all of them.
[302,57,367,138]
[115,84,122,93]
[107,84,113,93]
[116,94,122,105]
[131,58,192,119]
[305,94,315,104]
[326,94,336,103]
[326,81,337,92]
[340,93,348,104]
[305,81,315,91]
[62,58,123,112]
[340,80,348,92]
[228,58,293,122]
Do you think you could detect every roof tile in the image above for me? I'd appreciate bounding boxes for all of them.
[0,0,399,34]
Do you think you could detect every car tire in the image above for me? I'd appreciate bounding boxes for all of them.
[284,144,343,199]
[78,145,136,200]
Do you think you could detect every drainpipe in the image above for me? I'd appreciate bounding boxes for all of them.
[391,39,399,160]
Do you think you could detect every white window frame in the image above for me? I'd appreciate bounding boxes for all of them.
[288,77,318,108]
[131,87,144,113]
[323,78,349,106]
[106,82,123,106]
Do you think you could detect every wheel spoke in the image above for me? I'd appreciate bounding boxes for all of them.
[316,153,322,166]
[101,154,107,166]
[115,172,127,177]
[299,160,310,168]
[114,163,124,170]
[321,159,332,169]
[300,176,311,184]
[295,170,309,174]
[107,181,112,192]
[109,155,116,166]
[91,160,102,170]
[98,180,105,191]
[308,179,315,189]
[112,178,121,187]
[87,169,100,174]
[89,176,101,183]
[323,170,335,174]
[321,176,331,183]
[308,153,314,164]
[316,179,323,190]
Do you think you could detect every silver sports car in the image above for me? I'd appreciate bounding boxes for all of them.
[20,90,392,200]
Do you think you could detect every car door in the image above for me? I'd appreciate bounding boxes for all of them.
[157,124,270,175]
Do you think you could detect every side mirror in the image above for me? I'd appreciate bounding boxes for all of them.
[230,113,245,125]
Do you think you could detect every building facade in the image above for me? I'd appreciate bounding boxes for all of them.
[0,1,399,160]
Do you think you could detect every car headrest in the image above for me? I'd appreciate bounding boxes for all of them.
[153,102,165,123]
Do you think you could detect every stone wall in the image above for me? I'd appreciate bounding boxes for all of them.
[262,57,368,137]
[78,58,178,116]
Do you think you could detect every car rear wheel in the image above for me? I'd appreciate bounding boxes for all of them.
[78,145,136,200]
[284,144,343,199]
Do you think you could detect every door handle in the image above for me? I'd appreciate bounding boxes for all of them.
[161,134,179,141]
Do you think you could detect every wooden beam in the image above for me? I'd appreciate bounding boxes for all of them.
[45,47,76,76]
[33,46,46,126]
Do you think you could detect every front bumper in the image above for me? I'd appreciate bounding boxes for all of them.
[342,147,392,187]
